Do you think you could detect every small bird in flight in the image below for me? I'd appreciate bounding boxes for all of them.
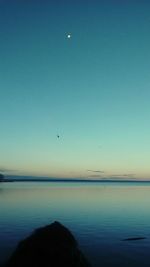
[57,135,60,138]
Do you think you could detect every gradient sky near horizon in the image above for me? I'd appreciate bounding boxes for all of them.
[0,0,150,179]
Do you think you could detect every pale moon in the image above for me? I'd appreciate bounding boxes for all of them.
[67,34,71,39]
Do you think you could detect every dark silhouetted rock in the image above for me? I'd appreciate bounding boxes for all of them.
[5,221,91,267]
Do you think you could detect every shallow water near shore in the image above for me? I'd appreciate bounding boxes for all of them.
[0,181,150,267]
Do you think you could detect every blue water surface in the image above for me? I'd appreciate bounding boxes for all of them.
[0,181,150,267]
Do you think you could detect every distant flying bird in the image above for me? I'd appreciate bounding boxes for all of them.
[57,135,60,138]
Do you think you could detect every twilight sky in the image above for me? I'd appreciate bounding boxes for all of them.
[0,0,150,179]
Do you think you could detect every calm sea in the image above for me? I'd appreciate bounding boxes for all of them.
[0,181,150,267]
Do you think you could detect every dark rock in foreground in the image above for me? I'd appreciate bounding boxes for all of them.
[5,221,91,267]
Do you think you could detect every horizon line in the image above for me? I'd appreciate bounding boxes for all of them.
[3,175,150,183]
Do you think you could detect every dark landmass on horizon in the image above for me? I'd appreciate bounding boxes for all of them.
[2,175,150,183]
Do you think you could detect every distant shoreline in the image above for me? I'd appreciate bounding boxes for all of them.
[2,178,150,183]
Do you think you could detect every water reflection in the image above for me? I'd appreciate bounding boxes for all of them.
[0,182,150,266]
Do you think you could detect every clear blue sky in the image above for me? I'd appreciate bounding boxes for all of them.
[0,0,150,179]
